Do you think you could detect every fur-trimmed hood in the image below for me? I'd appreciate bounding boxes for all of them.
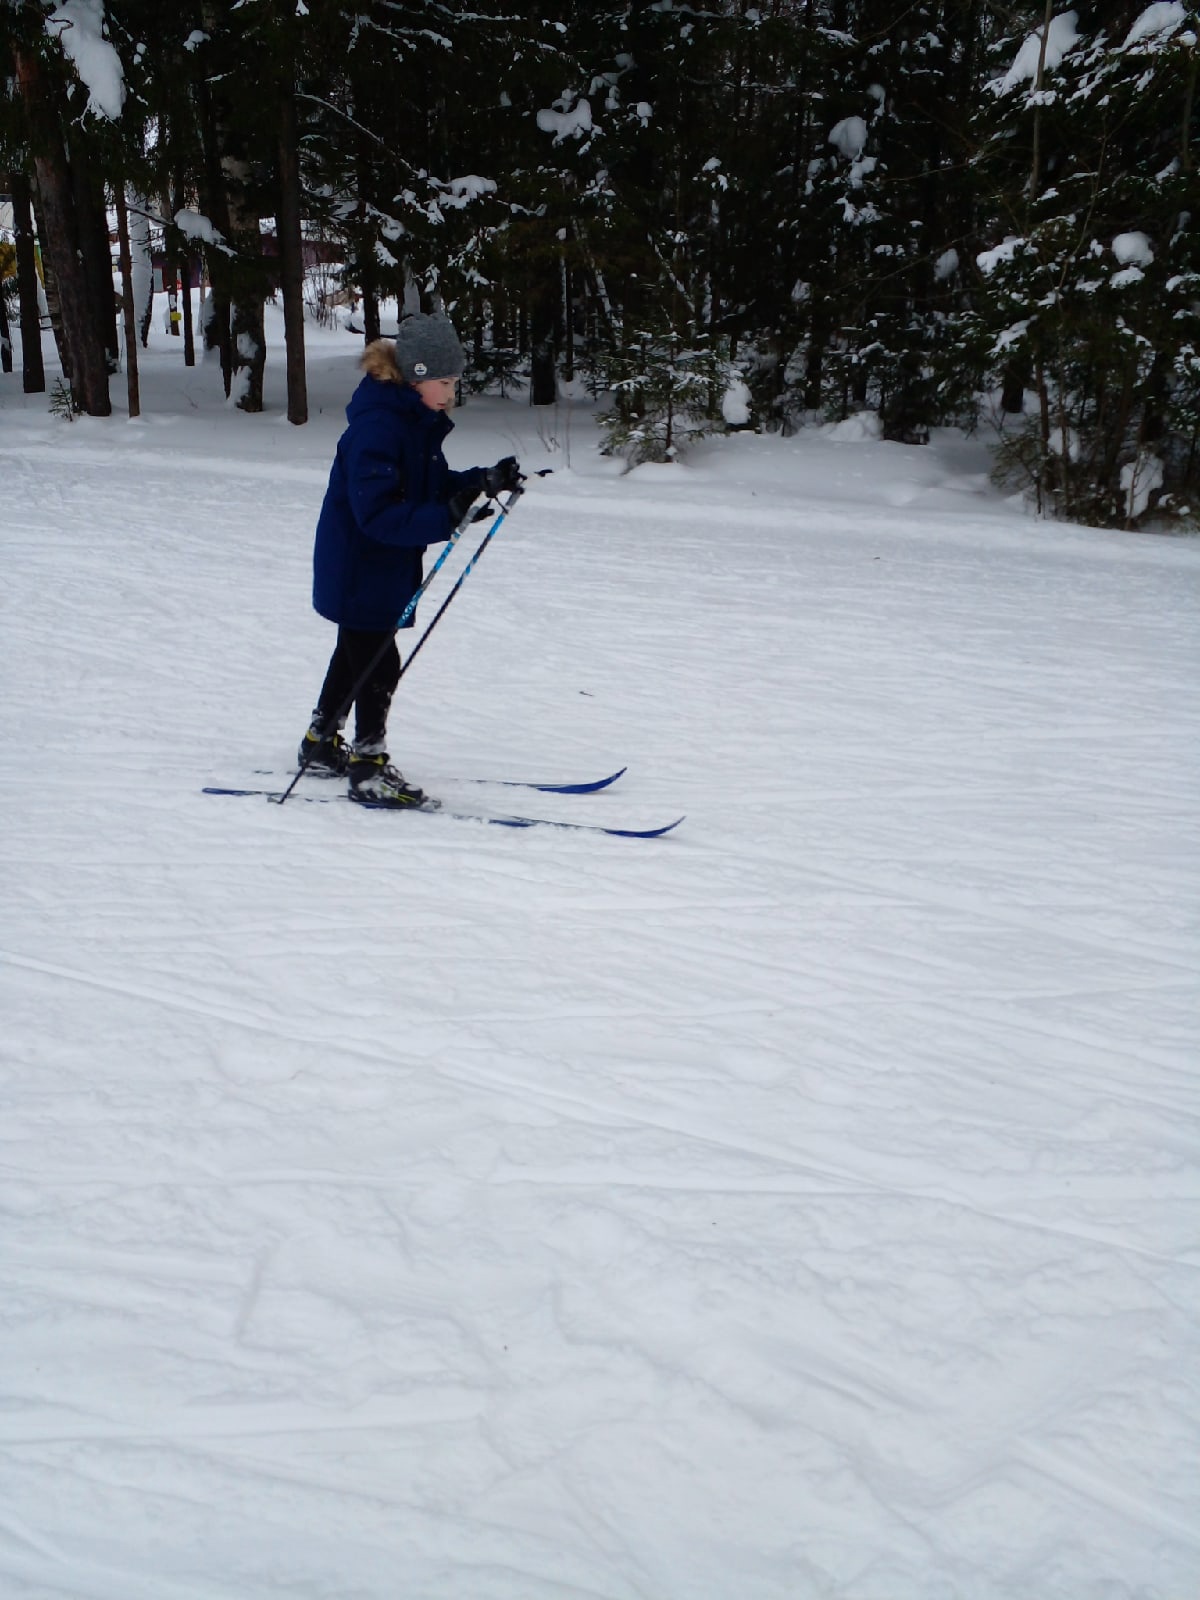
[360,338,404,385]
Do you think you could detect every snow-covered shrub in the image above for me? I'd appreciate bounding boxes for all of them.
[598,329,736,464]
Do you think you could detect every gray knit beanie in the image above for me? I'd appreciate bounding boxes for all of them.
[394,312,466,382]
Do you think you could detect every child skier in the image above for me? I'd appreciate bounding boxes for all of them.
[298,312,520,807]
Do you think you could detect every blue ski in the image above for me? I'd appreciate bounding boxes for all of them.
[202,787,683,839]
[253,766,627,795]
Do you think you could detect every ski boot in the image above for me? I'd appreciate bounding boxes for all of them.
[347,752,432,809]
[298,722,350,778]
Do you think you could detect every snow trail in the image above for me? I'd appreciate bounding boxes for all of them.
[2,320,1198,1599]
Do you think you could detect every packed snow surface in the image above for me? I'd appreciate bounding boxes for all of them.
[1,308,1198,1600]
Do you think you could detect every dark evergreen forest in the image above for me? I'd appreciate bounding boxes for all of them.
[2,0,1197,528]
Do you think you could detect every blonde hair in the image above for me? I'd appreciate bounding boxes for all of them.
[360,339,403,383]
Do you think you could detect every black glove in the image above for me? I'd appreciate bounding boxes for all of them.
[483,455,521,495]
[447,484,481,527]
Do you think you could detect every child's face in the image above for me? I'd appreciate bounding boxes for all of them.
[413,377,457,412]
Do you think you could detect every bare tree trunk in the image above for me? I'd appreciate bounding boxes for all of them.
[10,174,45,393]
[114,185,140,417]
[803,304,828,413]
[181,253,195,366]
[0,176,14,371]
[67,123,119,374]
[1030,0,1055,200]
[197,0,267,412]
[357,232,380,343]
[31,183,67,372]
[199,125,267,410]
[170,172,196,368]
[277,89,308,425]
[0,281,11,374]
[225,166,267,412]
[15,46,110,415]
[529,267,558,407]
[1000,363,1028,415]
[361,268,380,343]
[167,172,195,367]
[354,140,381,344]
[562,254,574,382]
[195,93,234,393]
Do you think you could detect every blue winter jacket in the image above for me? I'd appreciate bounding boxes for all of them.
[313,363,483,631]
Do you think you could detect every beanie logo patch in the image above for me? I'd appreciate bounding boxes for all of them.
[414,361,428,376]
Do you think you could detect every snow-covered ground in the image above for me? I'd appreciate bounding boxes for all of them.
[2,308,1198,1600]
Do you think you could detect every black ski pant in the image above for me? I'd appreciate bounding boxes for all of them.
[314,625,401,754]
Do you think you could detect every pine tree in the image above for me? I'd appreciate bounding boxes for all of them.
[7,0,118,415]
[972,3,1198,526]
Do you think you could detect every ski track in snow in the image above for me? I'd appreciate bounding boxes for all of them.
[2,328,1199,1600]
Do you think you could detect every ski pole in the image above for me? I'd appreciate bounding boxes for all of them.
[277,500,488,806]
[392,471,547,684]
[388,478,526,687]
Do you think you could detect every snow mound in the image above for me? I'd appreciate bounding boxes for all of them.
[1122,452,1164,520]
[721,378,752,427]
[822,411,883,442]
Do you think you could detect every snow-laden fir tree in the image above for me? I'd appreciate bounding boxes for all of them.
[971,2,1198,526]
